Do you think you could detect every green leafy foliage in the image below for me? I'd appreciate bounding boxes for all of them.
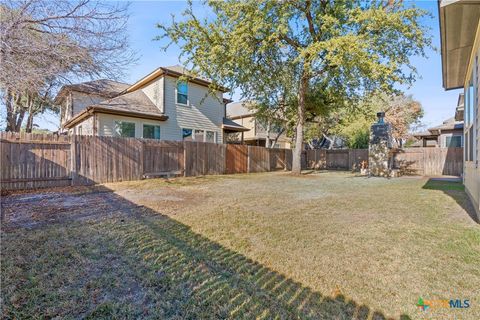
[158,0,431,171]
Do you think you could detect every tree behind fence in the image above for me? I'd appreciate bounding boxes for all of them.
[0,133,463,191]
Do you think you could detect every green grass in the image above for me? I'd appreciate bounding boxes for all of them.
[1,172,479,319]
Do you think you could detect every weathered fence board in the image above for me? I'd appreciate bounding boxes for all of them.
[248,146,270,173]
[0,133,71,190]
[71,136,144,185]
[144,140,184,175]
[391,147,462,176]
[226,144,248,174]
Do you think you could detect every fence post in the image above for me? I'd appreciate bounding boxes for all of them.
[183,141,187,177]
[139,139,145,180]
[70,135,77,186]
[247,146,251,173]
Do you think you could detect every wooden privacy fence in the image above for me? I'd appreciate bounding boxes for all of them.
[390,147,463,176]
[0,133,464,191]
[0,133,293,190]
[304,147,463,176]
[305,149,369,171]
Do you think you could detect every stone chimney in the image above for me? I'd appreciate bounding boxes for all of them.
[368,112,392,177]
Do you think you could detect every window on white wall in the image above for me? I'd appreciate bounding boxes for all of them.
[177,81,188,105]
[143,124,160,139]
[114,121,135,137]
[206,131,215,143]
[194,129,205,141]
[182,128,193,141]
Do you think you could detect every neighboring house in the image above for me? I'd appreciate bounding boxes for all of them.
[55,65,248,143]
[412,117,464,147]
[439,0,480,216]
[226,102,291,148]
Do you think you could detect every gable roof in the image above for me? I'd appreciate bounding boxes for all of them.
[55,79,131,103]
[63,90,168,129]
[227,102,255,119]
[413,117,463,138]
[125,65,229,93]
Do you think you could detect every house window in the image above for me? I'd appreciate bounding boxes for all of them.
[194,129,204,141]
[445,136,462,148]
[206,131,216,143]
[114,121,135,137]
[78,126,82,135]
[177,81,188,105]
[182,128,193,141]
[143,124,160,139]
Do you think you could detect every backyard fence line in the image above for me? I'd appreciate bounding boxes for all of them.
[0,133,294,190]
[0,132,463,191]
[304,147,463,176]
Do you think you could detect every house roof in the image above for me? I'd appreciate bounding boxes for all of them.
[63,90,168,129]
[429,117,464,131]
[439,0,480,89]
[125,65,229,93]
[413,117,464,138]
[55,79,131,103]
[413,130,436,138]
[222,117,250,132]
[227,102,255,119]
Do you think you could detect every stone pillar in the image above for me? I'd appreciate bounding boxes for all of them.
[368,112,392,177]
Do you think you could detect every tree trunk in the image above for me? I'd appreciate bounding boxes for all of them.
[25,94,35,133]
[292,75,308,174]
[15,109,25,132]
[265,120,271,148]
[5,89,16,132]
[25,113,34,133]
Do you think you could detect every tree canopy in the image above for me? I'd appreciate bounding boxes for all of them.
[0,0,134,132]
[159,0,431,173]
[332,92,423,149]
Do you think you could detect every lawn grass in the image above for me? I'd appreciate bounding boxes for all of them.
[1,171,479,319]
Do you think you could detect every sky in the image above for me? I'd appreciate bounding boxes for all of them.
[33,0,462,132]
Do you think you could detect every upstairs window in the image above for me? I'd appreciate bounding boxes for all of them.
[177,81,188,105]
[114,121,135,137]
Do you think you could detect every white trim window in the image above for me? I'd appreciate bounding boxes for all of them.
[114,121,135,137]
[182,128,217,143]
[143,124,160,139]
[176,80,188,106]
[205,131,216,143]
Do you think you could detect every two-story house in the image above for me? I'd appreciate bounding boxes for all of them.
[55,65,248,143]
[226,102,291,148]
[439,0,480,217]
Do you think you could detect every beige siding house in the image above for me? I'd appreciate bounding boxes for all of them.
[55,66,248,143]
[439,0,480,218]
[226,102,291,149]
[412,117,464,148]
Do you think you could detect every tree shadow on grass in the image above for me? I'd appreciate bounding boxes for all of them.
[422,178,479,223]
[102,190,412,319]
[2,185,413,319]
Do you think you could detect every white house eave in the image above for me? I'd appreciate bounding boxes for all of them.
[439,0,480,90]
